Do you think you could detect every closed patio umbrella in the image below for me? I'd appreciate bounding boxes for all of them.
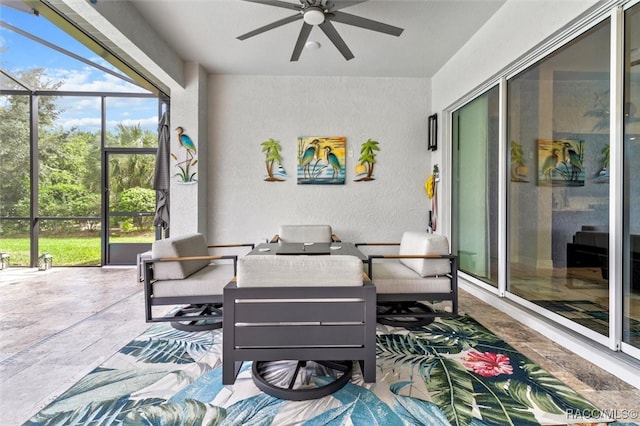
[153,111,170,233]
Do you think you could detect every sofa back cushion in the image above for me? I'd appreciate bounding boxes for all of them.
[152,233,210,280]
[279,225,333,243]
[399,231,450,277]
[237,255,362,287]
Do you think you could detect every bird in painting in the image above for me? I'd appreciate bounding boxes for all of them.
[176,127,196,157]
[300,139,320,178]
[541,148,559,182]
[323,146,341,179]
[563,142,582,181]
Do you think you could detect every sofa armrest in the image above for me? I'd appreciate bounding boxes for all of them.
[355,242,400,258]
[207,243,255,257]
[208,243,255,249]
[367,253,457,279]
[144,254,238,283]
[152,254,236,264]
[355,242,400,247]
[153,254,233,261]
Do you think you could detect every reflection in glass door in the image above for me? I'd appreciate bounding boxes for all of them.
[507,20,611,339]
[105,152,156,265]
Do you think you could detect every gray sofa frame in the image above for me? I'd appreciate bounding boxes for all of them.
[143,243,253,330]
[372,253,458,324]
[358,242,458,326]
[222,281,377,397]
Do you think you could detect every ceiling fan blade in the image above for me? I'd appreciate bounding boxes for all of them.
[329,1,368,11]
[237,14,303,40]
[242,0,302,11]
[290,23,313,61]
[319,20,354,60]
[328,11,404,36]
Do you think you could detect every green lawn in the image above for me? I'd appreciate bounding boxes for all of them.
[1,234,153,266]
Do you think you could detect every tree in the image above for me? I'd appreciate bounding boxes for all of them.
[16,183,100,233]
[0,69,63,218]
[115,187,155,230]
[107,124,156,206]
[1,68,157,239]
[106,123,157,148]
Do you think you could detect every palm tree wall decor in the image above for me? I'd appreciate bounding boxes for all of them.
[261,138,285,182]
[354,138,380,182]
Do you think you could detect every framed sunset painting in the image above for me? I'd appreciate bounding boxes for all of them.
[297,136,346,184]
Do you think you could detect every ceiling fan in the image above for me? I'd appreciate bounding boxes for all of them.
[237,0,404,61]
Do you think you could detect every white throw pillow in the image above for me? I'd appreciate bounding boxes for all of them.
[152,233,211,280]
[399,232,450,277]
[279,225,333,243]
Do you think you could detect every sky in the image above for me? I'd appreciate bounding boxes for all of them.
[0,4,158,133]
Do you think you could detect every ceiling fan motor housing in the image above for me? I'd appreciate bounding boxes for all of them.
[303,7,325,25]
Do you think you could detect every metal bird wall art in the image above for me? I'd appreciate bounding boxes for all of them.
[173,126,198,183]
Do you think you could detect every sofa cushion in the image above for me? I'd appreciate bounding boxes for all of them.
[399,232,450,277]
[152,233,211,280]
[279,225,333,243]
[371,260,452,293]
[237,255,362,287]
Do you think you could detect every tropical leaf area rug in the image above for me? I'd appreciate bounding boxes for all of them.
[24,314,635,426]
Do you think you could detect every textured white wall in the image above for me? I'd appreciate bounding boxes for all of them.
[208,75,431,245]
[170,63,208,237]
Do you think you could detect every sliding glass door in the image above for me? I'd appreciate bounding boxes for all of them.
[452,2,640,360]
[506,19,612,338]
[452,86,500,287]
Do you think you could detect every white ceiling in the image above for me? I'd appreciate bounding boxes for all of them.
[130,0,506,78]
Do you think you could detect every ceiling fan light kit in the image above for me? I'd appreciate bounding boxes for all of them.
[303,7,325,25]
[237,0,404,62]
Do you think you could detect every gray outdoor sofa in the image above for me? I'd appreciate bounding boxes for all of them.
[143,233,253,331]
[222,254,376,400]
[358,231,458,327]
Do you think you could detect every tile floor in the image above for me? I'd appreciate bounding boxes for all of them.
[0,267,639,426]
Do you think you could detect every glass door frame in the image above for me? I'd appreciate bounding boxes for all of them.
[619,0,640,359]
[102,147,158,265]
